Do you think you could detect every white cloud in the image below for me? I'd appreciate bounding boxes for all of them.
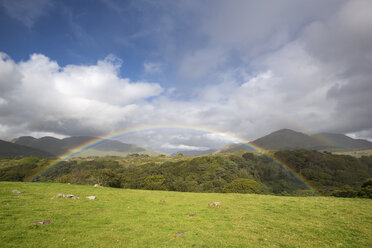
[0,53,162,139]
[144,62,163,74]
[1,0,54,28]
[161,143,210,151]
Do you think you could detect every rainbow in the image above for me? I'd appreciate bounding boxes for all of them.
[31,124,320,195]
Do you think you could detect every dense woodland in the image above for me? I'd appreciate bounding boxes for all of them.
[0,150,371,198]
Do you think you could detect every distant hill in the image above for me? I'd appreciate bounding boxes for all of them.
[311,133,372,151]
[0,139,53,158]
[252,129,326,150]
[217,129,372,152]
[12,136,161,157]
[172,149,217,156]
[216,143,254,153]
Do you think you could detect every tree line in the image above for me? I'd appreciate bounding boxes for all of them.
[0,150,371,198]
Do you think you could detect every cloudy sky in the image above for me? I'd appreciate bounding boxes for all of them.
[0,0,371,153]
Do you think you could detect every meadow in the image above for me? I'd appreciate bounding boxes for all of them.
[0,181,371,247]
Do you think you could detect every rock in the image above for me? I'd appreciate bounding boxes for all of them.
[31,220,51,226]
[56,193,79,199]
[175,231,186,237]
[12,190,21,194]
[188,212,197,217]
[86,196,96,200]
[208,201,222,207]
[56,193,65,198]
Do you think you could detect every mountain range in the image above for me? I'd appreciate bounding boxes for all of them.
[0,139,53,158]
[8,136,161,157]
[217,129,372,153]
[1,128,372,158]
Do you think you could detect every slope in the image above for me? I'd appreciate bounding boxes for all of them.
[312,132,372,150]
[0,139,53,158]
[0,182,371,247]
[12,136,160,157]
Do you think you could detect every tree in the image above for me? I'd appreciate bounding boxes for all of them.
[358,178,372,199]
[143,175,167,190]
[223,178,261,194]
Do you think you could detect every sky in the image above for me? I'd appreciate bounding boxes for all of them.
[0,0,372,153]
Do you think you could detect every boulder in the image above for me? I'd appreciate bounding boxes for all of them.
[208,202,222,207]
[175,231,186,237]
[31,220,51,226]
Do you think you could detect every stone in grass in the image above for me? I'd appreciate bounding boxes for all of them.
[31,220,52,226]
[12,190,21,194]
[188,212,197,217]
[208,201,222,207]
[56,193,65,198]
[56,193,79,199]
[175,231,186,237]
[86,196,96,200]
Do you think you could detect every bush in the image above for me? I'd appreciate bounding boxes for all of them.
[331,186,358,198]
[143,175,167,190]
[223,178,261,194]
[292,189,315,197]
[358,178,372,199]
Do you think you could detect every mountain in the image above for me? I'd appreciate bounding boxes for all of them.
[311,133,372,150]
[12,136,161,157]
[216,143,254,153]
[217,129,372,152]
[252,129,326,150]
[0,139,53,158]
[172,149,217,156]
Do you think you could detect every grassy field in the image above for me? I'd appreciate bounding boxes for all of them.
[0,182,371,247]
[334,148,372,158]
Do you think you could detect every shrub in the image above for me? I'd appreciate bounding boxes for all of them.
[224,178,261,194]
[331,186,358,198]
[292,189,315,197]
[143,175,167,190]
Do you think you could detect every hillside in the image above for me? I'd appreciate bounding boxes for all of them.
[252,129,325,150]
[12,136,161,157]
[1,182,371,247]
[172,149,217,156]
[218,129,372,152]
[0,139,53,158]
[6,150,366,196]
[312,132,372,150]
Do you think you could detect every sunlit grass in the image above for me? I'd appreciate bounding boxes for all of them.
[0,182,371,247]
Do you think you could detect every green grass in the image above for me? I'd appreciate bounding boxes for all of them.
[335,148,372,158]
[0,182,371,247]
